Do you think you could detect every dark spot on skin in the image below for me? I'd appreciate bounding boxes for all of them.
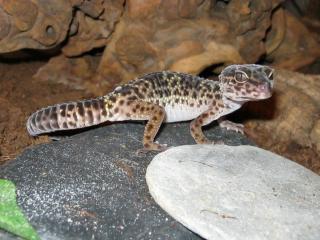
[67,113,71,118]
[214,85,220,91]
[199,119,203,124]
[44,108,50,118]
[145,135,151,140]
[194,133,200,138]
[207,94,213,99]
[202,113,208,118]
[218,103,224,108]
[109,112,114,118]
[127,101,132,106]
[134,88,144,98]
[152,116,158,121]
[147,124,153,131]
[136,104,140,109]
[212,100,216,105]
[192,92,197,99]
[234,86,241,91]
[106,103,113,109]
[128,96,137,101]
[133,108,137,113]
[119,99,125,105]
[114,107,119,113]
[84,101,91,108]
[126,113,130,117]
[141,107,145,112]
[87,110,93,123]
[144,83,150,90]
[60,105,66,117]
[144,143,150,148]
[92,101,99,110]
[151,106,155,111]
[184,90,188,96]
[68,104,75,111]
[77,103,84,116]
[63,122,68,128]
[190,103,194,107]
[216,94,222,99]
[171,79,177,87]
[146,107,150,111]
[215,106,219,111]
[199,100,203,105]
[175,98,179,103]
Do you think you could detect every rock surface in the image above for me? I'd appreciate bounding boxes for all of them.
[0,122,251,239]
[146,145,320,240]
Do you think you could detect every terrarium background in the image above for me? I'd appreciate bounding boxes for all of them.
[0,0,319,173]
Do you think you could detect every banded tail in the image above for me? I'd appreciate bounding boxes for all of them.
[26,97,108,136]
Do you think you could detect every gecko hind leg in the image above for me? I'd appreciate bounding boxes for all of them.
[126,101,167,152]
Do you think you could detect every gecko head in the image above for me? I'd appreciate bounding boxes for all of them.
[218,64,274,102]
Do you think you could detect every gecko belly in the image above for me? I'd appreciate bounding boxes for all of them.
[164,104,208,123]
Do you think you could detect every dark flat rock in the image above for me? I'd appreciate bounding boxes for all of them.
[0,122,252,239]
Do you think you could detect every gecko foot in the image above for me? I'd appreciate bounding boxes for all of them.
[213,140,225,145]
[196,139,224,145]
[219,120,244,134]
[136,143,169,155]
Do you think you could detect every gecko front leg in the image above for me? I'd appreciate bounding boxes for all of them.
[190,105,224,144]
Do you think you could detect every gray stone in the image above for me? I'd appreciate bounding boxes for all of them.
[0,122,251,239]
[146,145,320,240]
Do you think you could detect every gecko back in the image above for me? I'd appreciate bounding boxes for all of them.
[26,97,108,136]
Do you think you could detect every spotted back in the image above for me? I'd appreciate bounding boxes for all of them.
[126,71,220,108]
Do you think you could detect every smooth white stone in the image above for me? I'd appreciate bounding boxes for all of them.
[146,145,320,240]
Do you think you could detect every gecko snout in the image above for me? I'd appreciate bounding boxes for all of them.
[257,82,272,98]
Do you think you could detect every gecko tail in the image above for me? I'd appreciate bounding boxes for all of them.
[26,97,108,136]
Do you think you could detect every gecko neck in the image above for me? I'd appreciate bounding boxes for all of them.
[222,94,247,112]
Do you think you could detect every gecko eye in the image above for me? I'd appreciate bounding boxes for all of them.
[234,70,248,83]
